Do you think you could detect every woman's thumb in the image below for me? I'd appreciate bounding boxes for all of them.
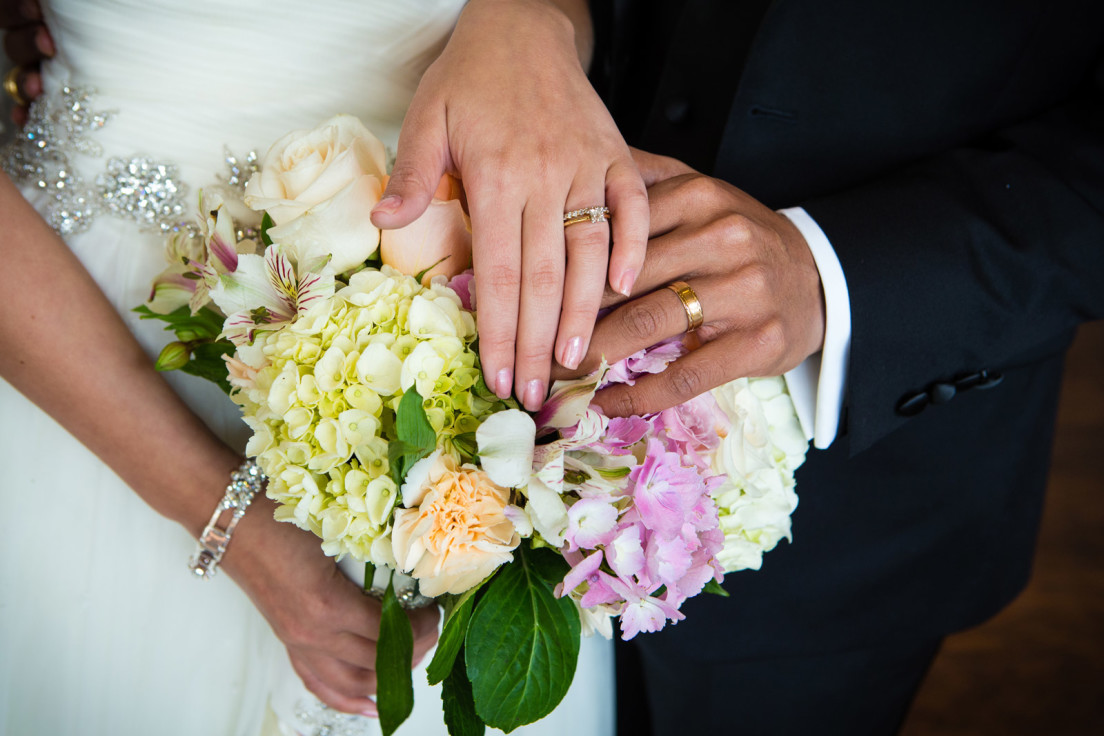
[371,111,450,229]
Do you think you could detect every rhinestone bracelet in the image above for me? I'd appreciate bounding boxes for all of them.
[189,459,266,579]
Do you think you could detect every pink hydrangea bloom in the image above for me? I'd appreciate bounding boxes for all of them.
[566,497,621,550]
[608,577,686,640]
[603,337,686,387]
[605,523,646,579]
[653,392,728,472]
[603,416,650,449]
[630,438,709,537]
[446,270,475,310]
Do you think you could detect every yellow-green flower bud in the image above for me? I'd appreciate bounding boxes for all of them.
[155,341,191,371]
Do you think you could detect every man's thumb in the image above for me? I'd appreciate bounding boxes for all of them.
[629,147,695,187]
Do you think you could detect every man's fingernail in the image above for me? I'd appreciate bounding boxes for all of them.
[561,336,584,370]
[616,269,636,297]
[523,379,546,411]
[36,27,54,57]
[495,368,513,400]
[372,194,401,215]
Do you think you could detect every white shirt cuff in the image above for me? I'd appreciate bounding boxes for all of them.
[779,207,851,450]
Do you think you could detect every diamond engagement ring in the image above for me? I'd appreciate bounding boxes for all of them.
[563,206,611,227]
[666,281,705,333]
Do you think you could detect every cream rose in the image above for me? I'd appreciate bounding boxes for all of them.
[391,452,520,597]
[380,174,472,283]
[244,114,388,274]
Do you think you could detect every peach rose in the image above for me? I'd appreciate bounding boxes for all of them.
[380,174,472,284]
[391,451,519,597]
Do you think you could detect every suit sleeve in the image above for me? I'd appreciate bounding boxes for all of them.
[801,53,1104,455]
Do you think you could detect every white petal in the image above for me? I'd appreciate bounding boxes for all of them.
[476,410,536,488]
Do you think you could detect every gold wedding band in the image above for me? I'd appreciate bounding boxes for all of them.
[563,206,610,227]
[666,281,704,333]
[3,65,28,108]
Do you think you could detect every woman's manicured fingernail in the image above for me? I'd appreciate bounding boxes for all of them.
[561,336,584,370]
[360,703,379,718]
[372,194,402,215]
[616,269,636,297]
[495,368,513,400]
[523,379,546,411]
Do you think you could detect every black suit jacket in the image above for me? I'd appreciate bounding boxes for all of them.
[592,0,1104,657]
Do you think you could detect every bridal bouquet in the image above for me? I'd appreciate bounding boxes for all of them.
[139,115,808,735]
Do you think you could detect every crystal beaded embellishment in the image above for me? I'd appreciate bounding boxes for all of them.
[293,698,379,736]
[1,85,188,235]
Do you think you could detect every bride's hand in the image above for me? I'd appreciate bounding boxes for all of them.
[559,150,826,417]
[224,495,441,716]
[371,0,648,412]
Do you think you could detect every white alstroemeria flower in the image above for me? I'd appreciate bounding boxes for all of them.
[213,244,335,346]
[504,504,534,537]
[534,361,609,435]
[533,444,566,494]
[146,274,196,315]
[523,474,569,547]
[574,600,617,640]
[476,409,536,489]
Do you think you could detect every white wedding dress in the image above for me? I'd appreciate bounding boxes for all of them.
[0,1,614,734]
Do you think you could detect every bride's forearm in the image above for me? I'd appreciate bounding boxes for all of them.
[0,173,239,538]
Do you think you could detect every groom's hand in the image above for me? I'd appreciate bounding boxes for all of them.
[567,150,827,418]
[370,0,648,413]
[0,0,52,126]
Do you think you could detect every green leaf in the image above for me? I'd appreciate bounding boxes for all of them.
[414,255,450,284]
[396,389,436,454]
[179,340,236,394]
[702,578,730,597]
[452,432,479,462]
[466,547,580,732]
[442,648,485,736]
[388,439,414,487]
[260,212,275,246]
[426,586,480,685]
[134,304,225,341]
[526,549,571,588]
[377,578,415,736]
[389,389,437,485]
